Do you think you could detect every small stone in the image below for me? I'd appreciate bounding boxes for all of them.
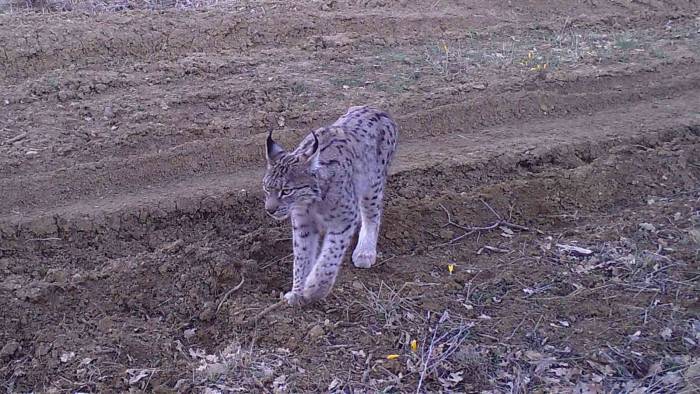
[639,223,656,232]
[34,342,51,357]
[60,351,75,363]
[204,362,228,379]
[161,239,184,254]
[439,229,454,239]
[0,341,20,359]
[689,228,700,245]
[352,280,364,291]
[184,328,197,339]
[45,269,68,286]
[158,263,172,275]
[25,150,39,156]
[71,273,85,284]
[308,324,324,339]
[174,379,191,391]
[199,302,216,321]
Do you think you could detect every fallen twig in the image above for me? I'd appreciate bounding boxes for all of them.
[216,275,245,314]
[438,200,530,246]
[4,132,27,145]
[241,298,287,327]
[556,243,594,256]
[477,245,511,254]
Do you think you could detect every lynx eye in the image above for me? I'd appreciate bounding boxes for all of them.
[279,188,294,197]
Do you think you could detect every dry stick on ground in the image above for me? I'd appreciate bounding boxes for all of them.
[240,298,288,327]
[4,132,27,145]
[438,199,529,245]
[216,275,246,314]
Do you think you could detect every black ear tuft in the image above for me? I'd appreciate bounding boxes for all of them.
[266,129,285,163]
[310,131,319,154]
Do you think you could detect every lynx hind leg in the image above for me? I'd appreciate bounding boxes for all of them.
[352,183,384,268]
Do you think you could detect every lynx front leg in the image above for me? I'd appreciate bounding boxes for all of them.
[303,223,356,303]
[285,215,320,306]
[352,184,384,268]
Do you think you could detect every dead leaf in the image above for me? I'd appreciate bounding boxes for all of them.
[328,378,342,392]
[573,381,603,393]
[189,348,206,359]
[638,222,656,232]
[438,371,464,388]
[60,351,75,363]
[660,327,672,340]
[127,369,151,385]
[272,375,288,394]
[525,350,544,361]
[184,328,197,339]
[551,367,571,377]
[629,330,642,341]
[685,360,700,387]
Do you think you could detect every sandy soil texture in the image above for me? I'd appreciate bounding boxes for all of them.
[1,1,699,392]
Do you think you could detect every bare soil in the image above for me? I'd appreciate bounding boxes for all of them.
[0,1,699,393]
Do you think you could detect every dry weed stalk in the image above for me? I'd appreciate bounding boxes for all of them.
[439,199,529,246]
[216,274,245,314]
[416,310,472,393]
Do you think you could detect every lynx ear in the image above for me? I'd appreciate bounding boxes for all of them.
[301,131,320,168]
[266,129,285,164]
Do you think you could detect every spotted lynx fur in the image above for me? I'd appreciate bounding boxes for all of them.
[263,106,398,306]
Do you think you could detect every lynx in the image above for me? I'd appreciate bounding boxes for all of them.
[263,106,398,306]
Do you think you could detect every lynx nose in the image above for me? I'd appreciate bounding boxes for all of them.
[265,200,278,215]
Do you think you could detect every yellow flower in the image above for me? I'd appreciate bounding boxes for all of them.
[386,354,400,360]
[448,264,455,274]
[410,340,418,352]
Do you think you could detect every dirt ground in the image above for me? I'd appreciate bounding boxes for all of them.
[1,1,699,392]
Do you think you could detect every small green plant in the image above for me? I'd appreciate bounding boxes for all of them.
[330,76,363,89]
[614,34,639,50]
[290,81,307,95]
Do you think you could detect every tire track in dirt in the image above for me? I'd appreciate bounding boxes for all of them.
[0,64,700,212]
[1,63,699,215]
[1,86,698,248]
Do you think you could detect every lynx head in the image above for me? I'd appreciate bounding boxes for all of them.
[262,130,321,220]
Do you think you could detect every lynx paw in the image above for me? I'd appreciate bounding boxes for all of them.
[284,291,306,306]
[352,249,377,268]
[302,283,332,304]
